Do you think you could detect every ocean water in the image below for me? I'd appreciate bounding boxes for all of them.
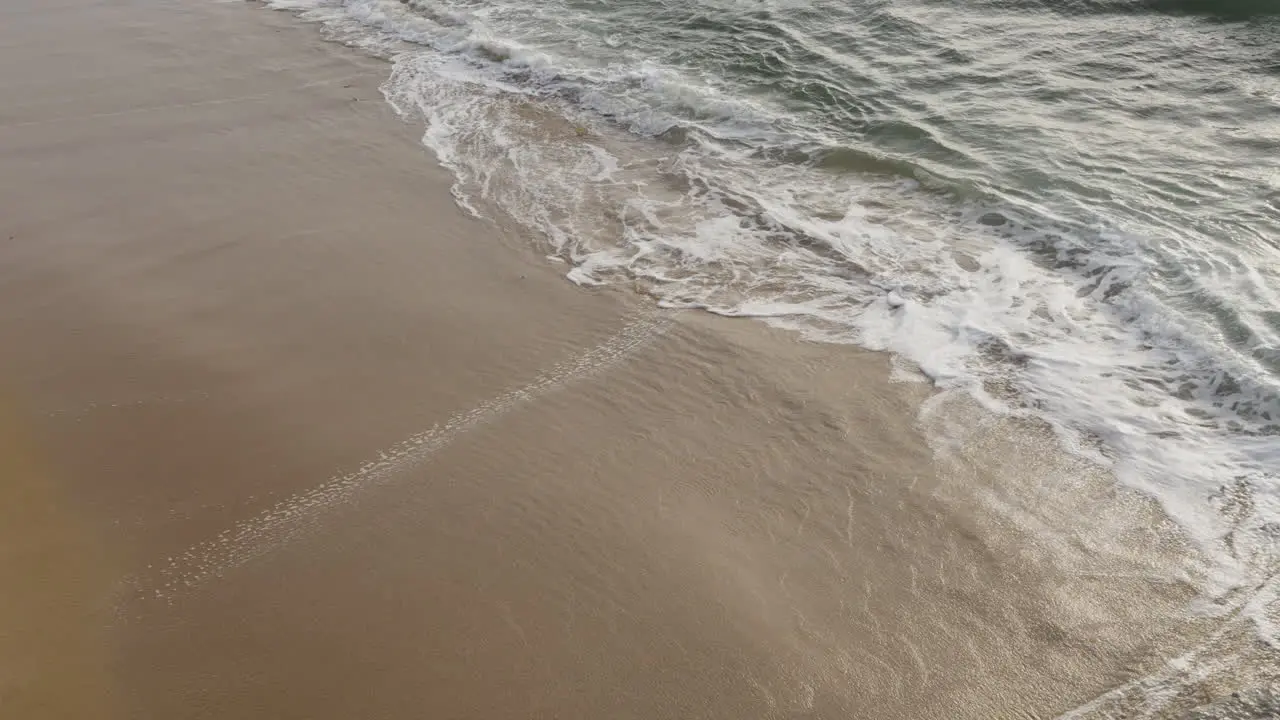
[264,0,1278,645]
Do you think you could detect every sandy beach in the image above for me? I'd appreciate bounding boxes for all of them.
[1,0,1267,718]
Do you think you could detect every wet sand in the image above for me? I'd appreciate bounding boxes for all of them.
[0,0,1241,718]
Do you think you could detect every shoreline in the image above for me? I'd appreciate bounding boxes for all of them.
[1,0,1273,717]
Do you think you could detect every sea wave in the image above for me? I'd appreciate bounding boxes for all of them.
[260,0,1280,644]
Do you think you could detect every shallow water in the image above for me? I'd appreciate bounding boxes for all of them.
[266,0,1279,650]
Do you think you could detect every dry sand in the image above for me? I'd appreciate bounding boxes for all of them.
[0,0,1240,718]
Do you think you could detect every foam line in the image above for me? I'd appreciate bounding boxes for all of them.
[131,314,671,603]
